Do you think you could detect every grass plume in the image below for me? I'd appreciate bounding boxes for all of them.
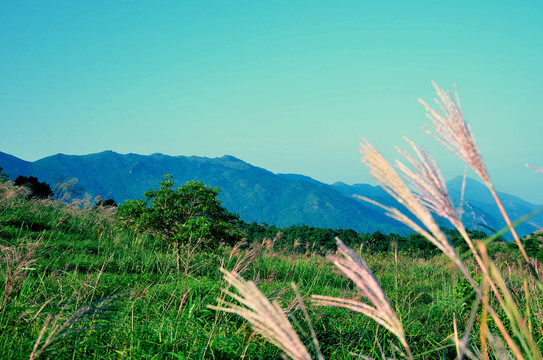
[1,237,41,306]
[420,82,531,268]
[313,237,412,358]
[208,268,312,360]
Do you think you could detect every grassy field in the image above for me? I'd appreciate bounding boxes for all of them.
[1,179,541,359]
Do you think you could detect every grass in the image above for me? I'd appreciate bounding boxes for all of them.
[1,183,540,359]
[208,82,543,359]
[1,84,542,359]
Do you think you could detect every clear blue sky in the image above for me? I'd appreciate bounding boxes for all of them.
[1,1,542,203]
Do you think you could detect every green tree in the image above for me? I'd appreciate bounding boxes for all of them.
[117,175,242,270]
[365,231,389,252]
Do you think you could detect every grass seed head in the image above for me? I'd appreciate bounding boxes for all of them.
[313,238,410,356]
[359,139,459,263]
[209,268,312,360]
[419,82,490,184]
[395,137,460,227]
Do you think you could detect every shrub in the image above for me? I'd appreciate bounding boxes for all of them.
[14,175,53,199]
[117,175,243,270]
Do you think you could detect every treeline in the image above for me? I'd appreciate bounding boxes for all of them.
[239,221,491,256]
[0,167,525,258]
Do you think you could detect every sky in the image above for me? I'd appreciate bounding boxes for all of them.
[1,1,542,203]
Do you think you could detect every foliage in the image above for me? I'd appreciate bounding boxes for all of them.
[13,175,53,199]
[95,198,117,208]
[0,184,541,359]
[240,221,488,257]
[117,175,242,252]
[241,222,364,253]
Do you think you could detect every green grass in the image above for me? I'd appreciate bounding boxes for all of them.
[1,185,541,359]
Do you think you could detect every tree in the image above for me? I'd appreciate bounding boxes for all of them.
[117,175,242,270]
[95,198,117,208]
[365,231,390,252]
[14,176,53,199]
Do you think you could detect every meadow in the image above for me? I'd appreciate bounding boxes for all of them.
[0,176,541,359]
[2,84,543,359]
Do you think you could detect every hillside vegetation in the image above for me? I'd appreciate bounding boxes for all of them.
[1,170,542,359]
[3,149,541,239]
[3,84,543,359]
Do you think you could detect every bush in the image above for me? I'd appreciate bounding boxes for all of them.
[117,175,243,269]
[13,176,53,199]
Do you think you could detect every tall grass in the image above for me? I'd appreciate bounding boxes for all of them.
[1,84,542,358]
[1,181,537,358]
[210,83,543,359]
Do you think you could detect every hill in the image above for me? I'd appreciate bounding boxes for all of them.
[0,151,407,234]
[1,150,541,237]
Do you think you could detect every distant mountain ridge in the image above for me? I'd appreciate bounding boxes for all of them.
[1,150,541,238]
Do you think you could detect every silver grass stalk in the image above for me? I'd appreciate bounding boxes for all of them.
[419,81,490,184]
[394,137,501,312]
[526,164,543,173]
[29,295,120,360]
[419,82,531,271]
[360,137,527,358]
[394,137,485,261]
[359,139,459,263]
[394,138,521,338]
[208,268,312,360]
[1,238,41,305]
[396,137,533,357]
[395,137,457,223]
[313,238,411,359]
[395,134,539,358]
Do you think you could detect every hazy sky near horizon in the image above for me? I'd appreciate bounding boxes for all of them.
[1,1,543,203]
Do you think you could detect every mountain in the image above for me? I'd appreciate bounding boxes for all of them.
[0,151,407,235]
[331,176,543,239]
[0,151,32,177]
[1,151,541,237]
[446,176,543,238]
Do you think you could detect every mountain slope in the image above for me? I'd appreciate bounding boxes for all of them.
[0,151,408,234]
[332,176,543,239]
[447,176,543,238]
[0,151,32,177]
[1,151,540,237]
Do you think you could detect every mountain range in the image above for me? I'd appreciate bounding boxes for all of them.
[1,150,541,238]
